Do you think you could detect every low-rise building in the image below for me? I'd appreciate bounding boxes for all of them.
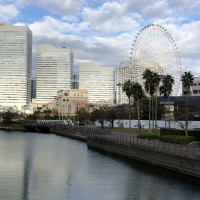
[182,77,200,96]
[34,89,89,118]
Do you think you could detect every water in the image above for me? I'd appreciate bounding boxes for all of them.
[0,130,199,200]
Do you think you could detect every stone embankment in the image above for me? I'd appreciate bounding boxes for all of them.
[87,136,200,178]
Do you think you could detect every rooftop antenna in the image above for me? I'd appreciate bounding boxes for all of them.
[62,42,66,49]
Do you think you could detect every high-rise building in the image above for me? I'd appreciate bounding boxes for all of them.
[72,75,79,89]
[36,44,73,104]
[31,77,36,100]
[79,62,115,104]
[0,21,32,112]
[116,60,134,104]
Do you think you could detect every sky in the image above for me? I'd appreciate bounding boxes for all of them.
[0,0,200,77]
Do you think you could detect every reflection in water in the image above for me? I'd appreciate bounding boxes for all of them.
[0,130,199,200]
[21,134,34,200]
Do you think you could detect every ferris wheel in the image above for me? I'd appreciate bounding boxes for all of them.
[129,24,182,96]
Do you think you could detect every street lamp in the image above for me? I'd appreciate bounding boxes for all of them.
[117,82,122,129]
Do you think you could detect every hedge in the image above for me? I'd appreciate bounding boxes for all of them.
[159,135,195,144]
[160,128,200,140]
[137,133,160,139]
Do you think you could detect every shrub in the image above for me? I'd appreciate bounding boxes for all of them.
[159,135,195,144]
[160,128,200,140]
[137,133,160,139]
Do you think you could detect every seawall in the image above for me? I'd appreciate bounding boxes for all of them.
[87,137,200,178]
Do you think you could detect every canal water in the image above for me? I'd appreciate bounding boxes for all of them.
[0,130,199,200]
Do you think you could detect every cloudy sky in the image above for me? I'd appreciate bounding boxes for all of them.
[0,0,200,77]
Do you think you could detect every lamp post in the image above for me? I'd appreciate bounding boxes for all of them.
[117,83,122,129]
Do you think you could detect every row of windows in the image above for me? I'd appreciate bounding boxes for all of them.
[192,82,200,86]
[183,90,200,94]
[63,99,87,102]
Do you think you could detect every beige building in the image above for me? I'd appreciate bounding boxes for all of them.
[35,89,89,118]
[182,77,200,96]
[53,89,88,117]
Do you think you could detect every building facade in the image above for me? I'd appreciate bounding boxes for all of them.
[116,60,134,104]
[41,89,88,117]
[0,21,32,112]
[79,62,115,104]
[36,44,73,104]
[72,75,79,89]
[182,77,200,96]
[31,77,36,100]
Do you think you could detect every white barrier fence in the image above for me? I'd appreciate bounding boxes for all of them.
[96,120,200,130]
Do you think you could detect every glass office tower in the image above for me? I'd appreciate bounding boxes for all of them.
[0,21,32,112]
[79,62,115,104]
[36,44,73,104]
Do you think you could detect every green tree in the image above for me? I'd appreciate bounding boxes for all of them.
[132,96,164,121]
[1,110,19,123]
[152,72,161,132]
[106,106,118,128]
[160,74,174,128]
[90,105,107,128]
[122,80,134,129]
[75,109,90,123]
[143,69,154,132]
[27,111,41,120]
[132,82,144,133]
[181,71,194,136]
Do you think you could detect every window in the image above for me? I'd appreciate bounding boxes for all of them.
[193,84,196,86]
[64,93,69,96]
[193,90,197,94]
[68,105,71,113]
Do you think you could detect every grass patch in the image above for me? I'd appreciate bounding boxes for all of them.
[159,135,195,144]
[137,133,160,139]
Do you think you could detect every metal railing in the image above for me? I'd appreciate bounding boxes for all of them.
[21,121,200,158]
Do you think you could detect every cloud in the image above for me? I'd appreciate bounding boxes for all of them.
[32,0,83,15]
[29,16,89,36]
[28,15,134,77]
[82,1,139,33]
[142,0,172,19]
[0,4,19,20]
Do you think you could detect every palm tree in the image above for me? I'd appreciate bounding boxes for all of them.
[132,82,144,134]
[122,80,134,129]
[143,69,154,133]
[160,75,174,128]
[159,85,168,128]
[152,72,161,132]
[181,71,194,136]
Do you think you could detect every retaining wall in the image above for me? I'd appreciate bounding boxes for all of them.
[87,137,200,178]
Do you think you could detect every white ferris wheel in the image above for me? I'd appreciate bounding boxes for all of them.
[129,24,182,96]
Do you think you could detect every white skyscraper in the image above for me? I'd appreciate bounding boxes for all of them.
[36,44,73,104]
[79,62,115,104]
[116,60,134,104]
[0,21,32,112]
